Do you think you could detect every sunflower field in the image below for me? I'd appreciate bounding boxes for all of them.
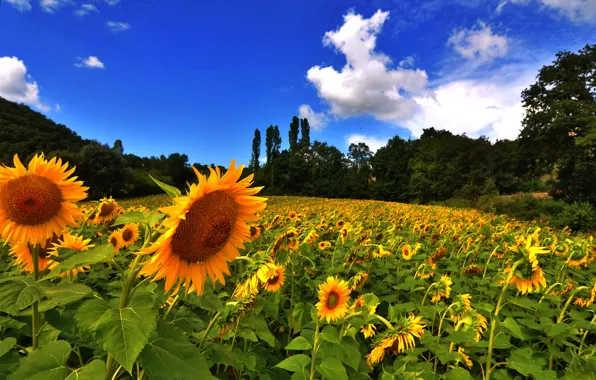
[0,154,595,380]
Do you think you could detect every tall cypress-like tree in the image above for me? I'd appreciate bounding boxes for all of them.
[265,125,274,164]
[112,139,124,155]
[300,118,311,149]
[289,116,300,152]
[273,125,282,157]
[250,128,261,171]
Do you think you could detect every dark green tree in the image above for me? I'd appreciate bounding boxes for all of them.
[289,116,300,152]
[265,125,274,164]
[273,125,282,157]
[300,118,311,149]
[112,139,124,155]
[519,44,596,204]
[250,128,261,171]
[370,136,412,201]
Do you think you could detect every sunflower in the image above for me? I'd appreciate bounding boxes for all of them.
[47,233,93,277]
[120,223,140,248]
[93,197,119,224]
[109,230,123,253]
[249,225,261,240]
[457,347,473,369]
[288,211,298,220]
[450,294,472,321]
[464,265,483,276]
[9,234,61,273]
[350,271,368,291]
[233,274,260,300]
[351,295,365,310]
[262,265,285,292]
[140,161,267,295]
[316,276,351,322]
[361,324,377,339]
[302,230,319,246]
[431,275,453,303]
[318,241,332,250]
[460,311,488,342]
[0,154,88,246]
[366,313,425,365]
[506,237,548,294]
[401,244,414,260]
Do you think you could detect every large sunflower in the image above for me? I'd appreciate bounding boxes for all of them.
[93,197,119,224]
[140,161,266,295]
[315,276,351,322]
[9,234,61,273]
[0,154,88,246]
[366,313,426,365]
[47,233,93,277]
[260,263,285,293]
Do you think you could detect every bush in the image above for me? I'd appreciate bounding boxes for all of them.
[550,202,596,232]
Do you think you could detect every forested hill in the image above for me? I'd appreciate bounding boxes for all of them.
[0,96,88,164]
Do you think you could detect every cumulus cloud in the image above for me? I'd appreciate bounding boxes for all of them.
[402,64,538,141]
[6,0,32,12]
[55,103,61,112]
[40,0,73,13]
[106,21,130,32]
[306,10,428,122]
[75,56,105,69]
[298,104,328,131]
[0,57,49,111]
[74,4,98,17]
[448,22,509,63]
[104,0,120,5]
[497,0,596,23]
[346,134,389,153]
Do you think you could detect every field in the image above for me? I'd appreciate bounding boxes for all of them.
[1,189,596,379]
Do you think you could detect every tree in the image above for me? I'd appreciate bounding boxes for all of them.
[265,125,274,164]
[112,139,124,155]
[519,44,596,204]
[370,136,412,201]
[348,142,372,170]
[250,128,261,171]
[300,118,311,149]
[289,116,300,152]
[272,125,282,157]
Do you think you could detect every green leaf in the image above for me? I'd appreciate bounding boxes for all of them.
[502,317,527,340]
[76,295,157,373]
[42,245,114,281]
[139,321,216,380]
[149,174,181,198]
[43,283,92,305]
[0,339,16,358]
[251,317,276,347]
[9,340,71,380]
[445,368,472,380]
[445,330,477,344]
[64,360,105,380]
[0,317,26,330]
[317,356,348,380]
[276,354,311,373]
[186,289,224,312]
[0,277,34,315]
[506,348,544,377]
[15,283,43,310]
[291,302,312,333]
[320,325,340,344]
[286,337,312,351]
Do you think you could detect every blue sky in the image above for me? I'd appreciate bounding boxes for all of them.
[1,0,595,166]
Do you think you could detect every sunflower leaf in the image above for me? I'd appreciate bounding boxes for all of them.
[139,320,216,380]
[285,336,312,351]
[43,282,92,306]
[0,277,37,315]
[41,244,114,281]
[8,340,72,380]
[148,174,182,198]
[64,360,105,380]
[276,354,311,373]
[317,356,348,380]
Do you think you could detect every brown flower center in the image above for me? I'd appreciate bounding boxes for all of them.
[327,291,339,308]
[171,191,238,263]
[249,226,259,237]
[98,202,116,217]
[122,229,133,242]
[267,273,279,285]
[1,175,63,226]
[110,236,119,246]
[38,234,61,259]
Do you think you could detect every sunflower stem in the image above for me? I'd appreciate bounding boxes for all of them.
[578,314,596,357]
[373,314,393,330]
[200,311,222,351]
[309,318,320,380]
[558,287,588,323]
[163,295,179,320]
[421,282,438,306]
[31,244,40,351]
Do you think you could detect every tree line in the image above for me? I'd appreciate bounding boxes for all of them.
[0,44,593,207]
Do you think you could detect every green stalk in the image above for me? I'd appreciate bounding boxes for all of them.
[309,318,320,380]
[200,311,222,351]
[486,260,522,380]
[31,244,40,350]
[421,282,438,306]
[577,314,596,357]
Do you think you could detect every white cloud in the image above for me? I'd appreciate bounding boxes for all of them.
[40,0,73,13]
[542,0,596,22]
[402,64,539,141]
[346,134,389,153]
[74,4,98,16]
[75,56,105,69]
[55,103,61,112]
[0,57,49,111]
[6,0,32,12]
[448,22,509,63]
[497,0,596,23]
[106,21,130,32]
[298,104,328,131]
[104,0,120,5]
[306,10,428,122]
